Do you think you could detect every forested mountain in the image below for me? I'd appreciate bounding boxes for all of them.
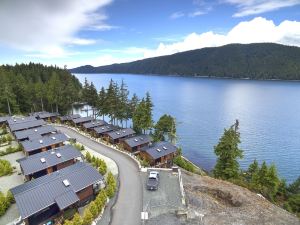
[0,63,82,115]
[70,43,300,80]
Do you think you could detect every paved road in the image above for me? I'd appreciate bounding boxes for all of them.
[55,126,142,225]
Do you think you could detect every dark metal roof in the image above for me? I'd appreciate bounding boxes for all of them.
[11,162,103,219]
[55,190,79,210]
[9,120,46,132]
[72,116,93,124]
[124,134,152,148]
[0,116,10,123]
[18,145,82,175]
[60,114,81,122]
[107,128,136,140]
[7,116,37,126]
[82,120,107,129]
[14,125,57,140]
[21,133,68,153]
[94,125,118,134]
[33,112,59,119]
[141,141,177,160]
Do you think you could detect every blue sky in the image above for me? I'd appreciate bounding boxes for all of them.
[0,0,299,68]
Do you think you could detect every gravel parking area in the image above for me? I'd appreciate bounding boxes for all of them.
[141,170,185,224]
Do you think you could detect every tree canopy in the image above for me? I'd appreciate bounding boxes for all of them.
[0,63,82,115]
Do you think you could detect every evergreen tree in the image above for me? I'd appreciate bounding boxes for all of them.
[97,87,107,120]
[213,120,243,180]
[153,114,177,143]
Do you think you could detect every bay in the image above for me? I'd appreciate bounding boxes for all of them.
[74,73,300,183]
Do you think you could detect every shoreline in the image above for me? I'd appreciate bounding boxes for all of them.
[71,72,300,83]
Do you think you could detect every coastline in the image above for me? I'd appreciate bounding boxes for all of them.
[71,72,300,83]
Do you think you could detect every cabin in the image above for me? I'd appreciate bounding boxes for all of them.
[14,125,57,141]
[17,145,83,181]
[92,125,118,138]
[82,120,107,132]
[140,141,178,168]
[31,111,59,123]
[121,134,152,152]
[105,128,136,144]
[11,162,104,225]
[7,116,37,126]
[71,116,93,128]
[59,114,81,124]
[21,133,68,156]
[9,119,46,132]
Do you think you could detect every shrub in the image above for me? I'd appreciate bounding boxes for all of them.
[173,156,195,173]
[71,213,82,225]
[82,208,93,225]
[85,152,92,163]
[89,201,98,219]
[106,172,117,198]
[0,191,14,216]
[0,159,13,177]
[98,163,107,175]
[80,145,85,151]
[0,145,22,156]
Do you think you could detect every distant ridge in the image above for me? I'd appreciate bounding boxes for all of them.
[70,43,300,80]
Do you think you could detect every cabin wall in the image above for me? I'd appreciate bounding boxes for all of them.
[77,185,93,202]
[57,159,75,170]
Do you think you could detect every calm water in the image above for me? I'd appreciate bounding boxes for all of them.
[74,73,300,183]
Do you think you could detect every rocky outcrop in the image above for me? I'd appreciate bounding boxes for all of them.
[182,171,300,225]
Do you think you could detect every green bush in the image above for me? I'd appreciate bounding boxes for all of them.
[85,152,92,163]
[173,156,195,173]
[0,191,14,216]
[82,208,93,225]
[89,201,98,219]
[0,159,13,177]
[0,145,22,156]
[105,172,117,198]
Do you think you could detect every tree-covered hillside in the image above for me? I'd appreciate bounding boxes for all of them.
[0,63,82,115]
[70,43,300,80]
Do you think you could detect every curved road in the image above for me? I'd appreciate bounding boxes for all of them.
[55,126,142,225]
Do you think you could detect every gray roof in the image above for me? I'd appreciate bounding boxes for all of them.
[83,120,107,129]
[7,116,37,126]
[124,134,152,148]
[94,125,117,134]
[72,116,93,124]
[11,162,103,219]
[18,145,82,175]
[34,112,59,119]
[21,133,68,153]
[141,141,177,160]
[60,114,81,122]
[9,120,46,132]
[0,116,9,123]
[55,190,79,210]
[107,128,136,140]
[14,125,57,140]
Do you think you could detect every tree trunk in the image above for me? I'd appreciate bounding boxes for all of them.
[41,98,44,111]
[6,98,11,116]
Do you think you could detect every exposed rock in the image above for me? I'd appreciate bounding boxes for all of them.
[181,171,300,225]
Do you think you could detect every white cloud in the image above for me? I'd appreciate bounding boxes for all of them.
[0,0,113,56]
[143,17,300,58]
[189,10,207,17]
[170,12,185,19]
[223,0,300,17]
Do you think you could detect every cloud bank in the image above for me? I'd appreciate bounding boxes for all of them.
[223,0,300,17]
[0,0,113,57]
[143,17,300,58]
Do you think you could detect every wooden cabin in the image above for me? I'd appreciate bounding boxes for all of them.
[105,128,136,144]
[121,134,152,152]
[18,145,82,181]
[11,162,104,225]
[140,141,177,168]
[82,120,107,132]
[92,125,118,138]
